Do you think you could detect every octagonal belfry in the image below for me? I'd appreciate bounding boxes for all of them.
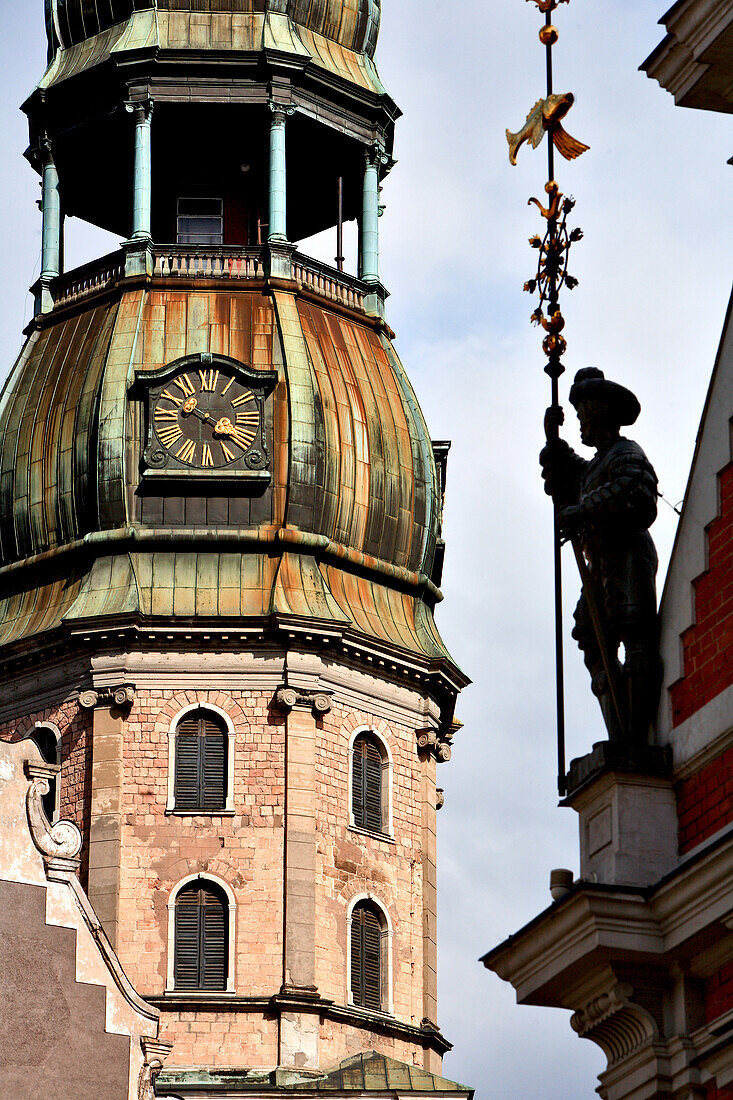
[0,3,472,1097]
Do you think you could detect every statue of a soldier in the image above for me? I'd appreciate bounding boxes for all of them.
[541,368,662,744]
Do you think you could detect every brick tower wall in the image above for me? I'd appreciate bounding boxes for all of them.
[0,680,438,1071]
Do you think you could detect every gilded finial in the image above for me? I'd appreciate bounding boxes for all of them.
[527,0,569,12]
[506,93,589,166]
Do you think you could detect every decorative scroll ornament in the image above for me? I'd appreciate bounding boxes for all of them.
[570,983,659,1067]
[274,686,332,715]
[25,762,82,862]
[79,684,136,710]
[416,728,454,764]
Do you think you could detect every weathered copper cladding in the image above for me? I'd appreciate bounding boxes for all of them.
[0,281,453,668]
[43,0,384,93]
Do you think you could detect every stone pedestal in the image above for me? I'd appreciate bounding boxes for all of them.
[563,742,677,888]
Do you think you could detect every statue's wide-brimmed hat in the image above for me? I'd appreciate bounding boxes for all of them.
[569,368,640,426]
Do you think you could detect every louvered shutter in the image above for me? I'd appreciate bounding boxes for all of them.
[352,740,365,827]
[351,903,383,1012]
[364,742,383,833]
[174,718,200,810]
[201,889,227,991]
[202,721,227,811]
[352,735,383,833]
[174,712,227,811]
[174,882,228,991]
[174,885,202,991]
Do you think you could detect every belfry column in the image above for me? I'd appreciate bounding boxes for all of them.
[360,145,387,319]
[124,99,154,276]
[267,103,295,279]
[37,138,62,314]
[359,147,380,284]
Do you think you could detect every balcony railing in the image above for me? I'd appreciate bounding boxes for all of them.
[153,246,265,280]
[291,252,365,312]
[49,245,368,314]
[52,250,126,310]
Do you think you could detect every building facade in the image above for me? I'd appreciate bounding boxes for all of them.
[484,4,733,1099]
[0,3,472,1096]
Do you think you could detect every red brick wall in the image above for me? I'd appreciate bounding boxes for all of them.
[676,743,733,853]
[671,464,733,728]
[315,707,425,1024]
[0,685,435,1070]
[705,961,733,1024]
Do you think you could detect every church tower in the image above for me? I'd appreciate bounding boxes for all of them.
[0,2,471,1095]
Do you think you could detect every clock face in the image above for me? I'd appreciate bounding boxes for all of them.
[151,366,262,470]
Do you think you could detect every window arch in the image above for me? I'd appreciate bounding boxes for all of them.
[350,730,391,836]
[173,879,229,992]
[29,723,61,823]
[167,706,234,813]
[348,897,392,1014]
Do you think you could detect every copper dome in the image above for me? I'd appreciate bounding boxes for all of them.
[46,0,381,58]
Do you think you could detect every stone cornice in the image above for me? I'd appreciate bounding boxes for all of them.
[143,993,453,1055]
[642,0,733,112]
[484,828,733,1008]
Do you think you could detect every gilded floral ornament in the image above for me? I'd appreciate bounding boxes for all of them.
[527,0,569,12]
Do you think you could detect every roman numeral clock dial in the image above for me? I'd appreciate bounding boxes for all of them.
[140,357,277,482]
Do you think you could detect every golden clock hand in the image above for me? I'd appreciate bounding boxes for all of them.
[182,396,198,414]
[214,417,235,436]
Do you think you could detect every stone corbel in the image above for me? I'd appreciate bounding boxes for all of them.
[436,788,445,810]
[25,761,82,872]
[570,982,660,1068]
[138,1038,174,1100]
[274,686,331,716]
[79,684,136,711]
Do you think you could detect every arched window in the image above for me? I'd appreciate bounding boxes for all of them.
[351,732,388,834]
[29,724,61,822]
[350,900,387,1012]
[174,880,228,991]
[173,709,227,812]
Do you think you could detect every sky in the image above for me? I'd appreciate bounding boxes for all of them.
[1,2,732,1097]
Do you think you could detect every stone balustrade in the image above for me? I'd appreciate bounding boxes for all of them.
[47,246,368,314]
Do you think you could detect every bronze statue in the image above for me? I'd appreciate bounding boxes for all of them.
[540,369,662,744]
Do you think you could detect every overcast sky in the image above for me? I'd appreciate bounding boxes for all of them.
[1,3,732,1097]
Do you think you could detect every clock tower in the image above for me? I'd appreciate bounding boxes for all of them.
[0,2,472,1095]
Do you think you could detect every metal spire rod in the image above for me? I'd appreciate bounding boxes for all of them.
[506,0,589,796]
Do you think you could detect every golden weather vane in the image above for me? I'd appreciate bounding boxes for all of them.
[505,0,590,796]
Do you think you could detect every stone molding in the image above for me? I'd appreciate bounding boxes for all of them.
[79,683,136,710]
[143,992,453,1054]
[273,685,331,715]
[483,832,733,1097]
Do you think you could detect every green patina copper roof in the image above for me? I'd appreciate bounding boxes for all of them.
[156,1052,474,1095]
[41,1,386,95]
[0,281,458,675]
